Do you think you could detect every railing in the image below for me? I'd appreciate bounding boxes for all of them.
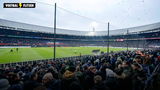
[0,55,92,68]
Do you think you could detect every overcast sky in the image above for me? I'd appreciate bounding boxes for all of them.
[0,0,160,31]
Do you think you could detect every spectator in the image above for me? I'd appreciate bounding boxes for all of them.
[0,79,10,90]
[131,63,146,90]
[0,50,160,90]
[91,75,109,90]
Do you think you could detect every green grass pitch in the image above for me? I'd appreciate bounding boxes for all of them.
[0,47,127,64]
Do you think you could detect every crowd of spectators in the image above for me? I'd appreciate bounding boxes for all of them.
[1,37,159,48]
[0,50,160,90]
[1,28,160,48]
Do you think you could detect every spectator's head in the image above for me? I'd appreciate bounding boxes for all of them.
[63,66,76,79]
[8,73,20,84]
[117,63,122,69]
[67,66,76,72]
[143,55,151,64]
[30,72,38,81]
[47,67,58,79]
[42,73,53,84]
[82,65,88,72]
[131,63,142,71]
[106,68,115,78]
[122,61,130,68]
[94,75,102,84]
[0,79,10,90]
[134,56,142,64]
[76,66,81,72]
[115,68,123,76]
[115,60,122,68]
[63,70,75,79]
[88,66,97,74]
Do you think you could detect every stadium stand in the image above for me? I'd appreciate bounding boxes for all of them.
[0,19,160,48]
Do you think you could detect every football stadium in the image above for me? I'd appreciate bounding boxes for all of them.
[0,18,160,64]
[0,0,160,90]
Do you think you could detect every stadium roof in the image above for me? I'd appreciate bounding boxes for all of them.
[0,18,160,36]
